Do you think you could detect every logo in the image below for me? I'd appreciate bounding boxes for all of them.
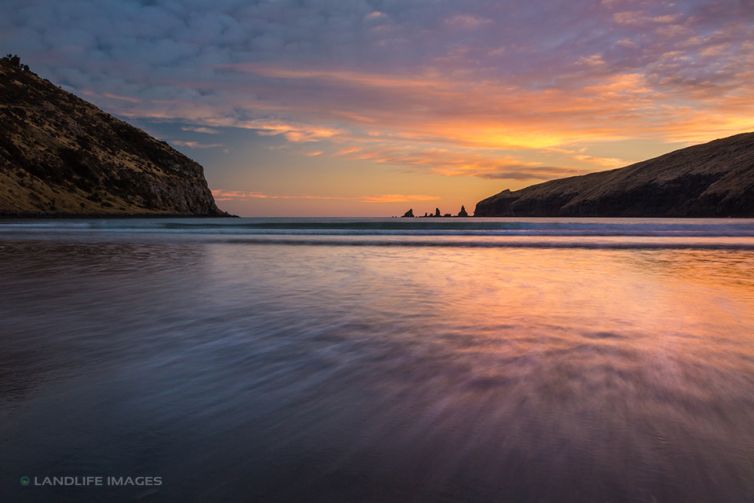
[17,474,163,488]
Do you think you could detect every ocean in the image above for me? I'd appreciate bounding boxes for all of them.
[2,217,754,502]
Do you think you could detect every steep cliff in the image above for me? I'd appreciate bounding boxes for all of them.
[475,133,754,217]
[0,56,226,216]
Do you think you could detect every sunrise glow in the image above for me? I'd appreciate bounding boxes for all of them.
[5,0,753,215]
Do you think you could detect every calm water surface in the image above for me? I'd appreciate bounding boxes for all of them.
[1,218,754,502]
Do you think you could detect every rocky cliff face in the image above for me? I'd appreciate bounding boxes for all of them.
[0,56,225,216]
[475,132,754,217]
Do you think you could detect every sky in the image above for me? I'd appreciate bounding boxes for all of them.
[2,0,754,216]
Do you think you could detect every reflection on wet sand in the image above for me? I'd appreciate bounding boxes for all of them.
[1,236,754,502]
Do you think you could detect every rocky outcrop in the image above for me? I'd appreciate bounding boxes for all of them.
[402,208,414,217]
[0,55,227,216]
[475,132,754,217]
[458,205,468,217]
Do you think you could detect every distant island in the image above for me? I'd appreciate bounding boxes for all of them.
[0,55,226,217]
[475,132,754,217]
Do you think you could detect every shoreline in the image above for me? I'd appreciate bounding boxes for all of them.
[0,212,238,219]
[3,214,754,220]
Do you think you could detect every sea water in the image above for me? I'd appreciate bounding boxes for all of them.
[1,218,754,502]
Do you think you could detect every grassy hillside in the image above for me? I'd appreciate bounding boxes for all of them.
[475,133,754,217]
[0,55,225,216]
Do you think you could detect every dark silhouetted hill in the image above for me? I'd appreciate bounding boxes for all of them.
[475,133,754,217]
[0,55,226,216]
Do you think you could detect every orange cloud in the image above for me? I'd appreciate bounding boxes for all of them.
[360,194,439,203]
[242,120,340,142]
[227,63,439,90]
[171,140,225,149]
[119,47,754,183]
[212,190,439,204]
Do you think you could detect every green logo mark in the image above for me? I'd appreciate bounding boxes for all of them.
[20,475,31,487]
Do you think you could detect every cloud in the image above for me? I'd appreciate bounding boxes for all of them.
[478,166,585,180]
[315,137,618,184]
[246,120,340,142]
[181,126,220,134]
[211,189,439,204]
[100,92,141,104]
[3,0,754,186]
[444,14,493,29]
[365,11,387,21]
[360,194,439,203]
[171,140,225,149]
[211,190,340,201]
